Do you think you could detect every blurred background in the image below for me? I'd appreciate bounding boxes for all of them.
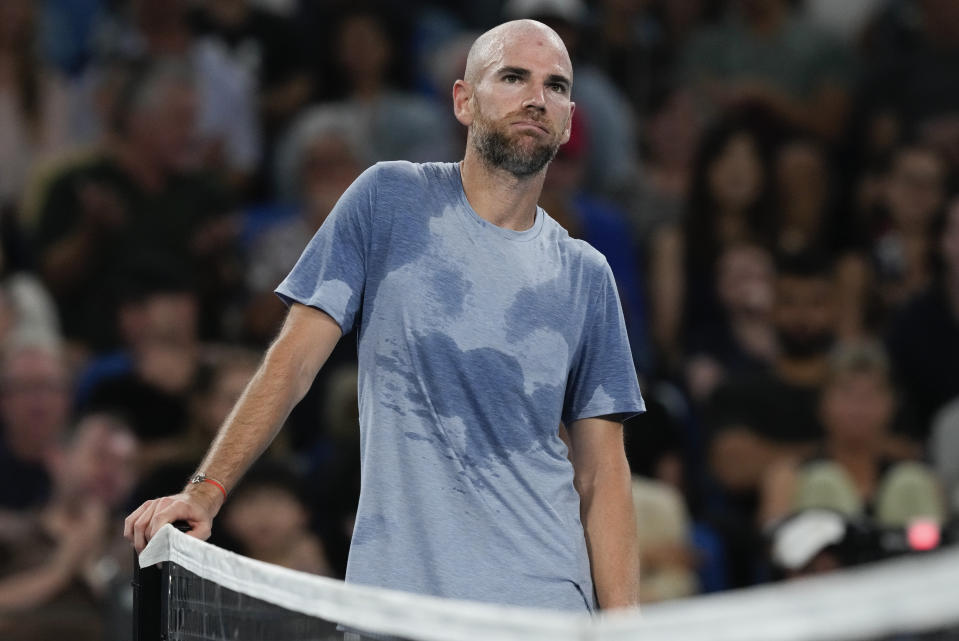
[1,0,959,638]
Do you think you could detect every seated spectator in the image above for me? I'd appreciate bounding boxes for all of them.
[244,105,369,343]
[858,0,959,170]
[190,0,312,134]
[685,242,777,404]
[81,266,202,472]
[31,59,240,352]
[865,143,950,326]
[704,251,839,586]
[771,135,870,339]
[886,197,959,438]
[651,116,774,368]
[324,8,454,163]
[681,0,854,142]
[631,476,699,602]
[220,461,333,576]
[0,0,76,211]
[760,341,945,528]
[94,0,261,187]
[0,412,139,641]
[707,251,839,495]
[585,0,708,118]
[766,509,867,580]
[0,336,72,510]
[129,344,273,506]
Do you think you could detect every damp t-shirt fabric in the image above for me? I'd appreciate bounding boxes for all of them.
[276,161,645,612]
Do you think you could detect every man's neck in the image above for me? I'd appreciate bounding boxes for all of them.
[775,354,828,387]
[459,148,545,232]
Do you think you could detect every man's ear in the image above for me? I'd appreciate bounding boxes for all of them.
[560,102,575,145]
[452,79,474,127]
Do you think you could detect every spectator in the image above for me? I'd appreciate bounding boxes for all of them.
[772,135,869,338]
[887,196,959,438]
[191,0,312,135]
[650,117,774,367]
[631,476,700,602]
[325,8,454,163]
[760,341,945,528]
[703,252,840,587]
[245,106,369,343]
[585,0,711,118]
[681,0,854,142]
[94,0,261,186]
[220,462,333,576]
[129,344,275,508]
[859,0,959,169]
[866,143,950,325]
[707,251,839,495]
[0,336,71,511]
[82,271,201,471]
[0,0,75,210]
[0,413,138,641]
[685,242,777,404]
[31,59,240,353]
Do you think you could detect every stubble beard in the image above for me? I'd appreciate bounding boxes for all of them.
[471,111,561,178]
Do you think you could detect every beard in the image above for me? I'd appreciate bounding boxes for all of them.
[471,109,561,178]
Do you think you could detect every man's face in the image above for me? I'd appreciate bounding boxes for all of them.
[0,349,71,460]
[773,274,836,359]
[130,81,199,172]
[59,416,138,508]
[465,33,574,177]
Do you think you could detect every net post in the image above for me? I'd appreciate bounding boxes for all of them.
[132,549,163,641]
[132,520,192,641]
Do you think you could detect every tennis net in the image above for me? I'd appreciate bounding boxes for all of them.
[134,524,959,641]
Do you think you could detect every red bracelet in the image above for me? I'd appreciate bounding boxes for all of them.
[190,474,228,499]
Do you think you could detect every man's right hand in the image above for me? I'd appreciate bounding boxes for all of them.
[123,483,224,554]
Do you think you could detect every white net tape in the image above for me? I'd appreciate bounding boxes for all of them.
[140,524,959,641]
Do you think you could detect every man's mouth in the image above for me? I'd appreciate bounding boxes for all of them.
[511,119,550,134]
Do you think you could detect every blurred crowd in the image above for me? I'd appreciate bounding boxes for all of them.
[1,0,959,637]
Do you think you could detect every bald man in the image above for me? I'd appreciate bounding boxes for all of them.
[125,20,644,613]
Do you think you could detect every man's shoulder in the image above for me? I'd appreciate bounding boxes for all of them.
[366,160,456,184]
[357,160,457,201]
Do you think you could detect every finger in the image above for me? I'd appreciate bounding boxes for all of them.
[124,501,151,539]
[186,521,212,542]
[133,503,159,554]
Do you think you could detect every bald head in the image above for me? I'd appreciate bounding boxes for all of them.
[463,20,571,86]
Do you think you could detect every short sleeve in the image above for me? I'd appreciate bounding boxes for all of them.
[562,259,645,424]
[275,164,378,334]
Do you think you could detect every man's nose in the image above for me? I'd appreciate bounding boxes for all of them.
[522,84,547,111]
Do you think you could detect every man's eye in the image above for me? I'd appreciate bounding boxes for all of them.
[503,74,520,83]
[550,83,568,94]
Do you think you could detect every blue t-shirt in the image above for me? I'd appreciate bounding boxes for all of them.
[277,161,644,612]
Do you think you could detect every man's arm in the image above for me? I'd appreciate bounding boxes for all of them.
[124,303,342,552]
[566,417,639,610]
